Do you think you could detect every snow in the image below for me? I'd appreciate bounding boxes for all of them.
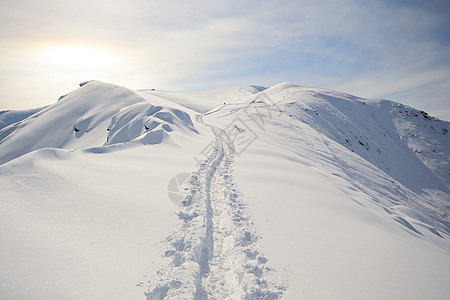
[0,107,47,130]
[1,81,449,299]
[137,85,267,114]
[0,81,200,165]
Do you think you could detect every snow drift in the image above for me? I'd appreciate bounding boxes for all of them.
[0,81,198,165]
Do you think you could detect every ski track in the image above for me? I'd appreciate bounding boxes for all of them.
[145,114,285,299]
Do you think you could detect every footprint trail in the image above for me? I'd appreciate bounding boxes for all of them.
[145,114,285,299]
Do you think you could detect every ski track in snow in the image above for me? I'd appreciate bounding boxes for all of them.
[145,114,285,299]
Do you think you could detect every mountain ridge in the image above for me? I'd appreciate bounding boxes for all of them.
[1,80,449,299]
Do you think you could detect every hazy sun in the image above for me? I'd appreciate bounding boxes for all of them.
[41,46,118,71]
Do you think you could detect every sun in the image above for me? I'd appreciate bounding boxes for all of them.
[41,46,118,71]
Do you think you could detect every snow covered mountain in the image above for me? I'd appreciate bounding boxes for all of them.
[0,81,449,299]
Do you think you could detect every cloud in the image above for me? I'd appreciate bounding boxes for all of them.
[0,0,449,119]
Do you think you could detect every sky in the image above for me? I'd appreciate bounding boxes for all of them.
[1,0,449,120]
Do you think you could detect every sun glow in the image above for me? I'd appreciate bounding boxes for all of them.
[41,46,118,71]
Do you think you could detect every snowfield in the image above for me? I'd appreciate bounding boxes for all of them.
[1,81,449,299]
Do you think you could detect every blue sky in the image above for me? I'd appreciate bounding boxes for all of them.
[1,0,449,119]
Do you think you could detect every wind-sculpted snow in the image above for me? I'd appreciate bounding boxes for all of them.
[264,86,450,237]
[0,81,197,164]
[105,103,197,146]
[280,89,449,193]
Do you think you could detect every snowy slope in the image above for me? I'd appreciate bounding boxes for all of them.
[1,81,449,299]
[199,83,450,298]
[0,107,47,130]
[137,85,267,114]
[0,81,198,165]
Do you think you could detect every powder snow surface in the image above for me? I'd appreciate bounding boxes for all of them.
[1,81,449,299]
